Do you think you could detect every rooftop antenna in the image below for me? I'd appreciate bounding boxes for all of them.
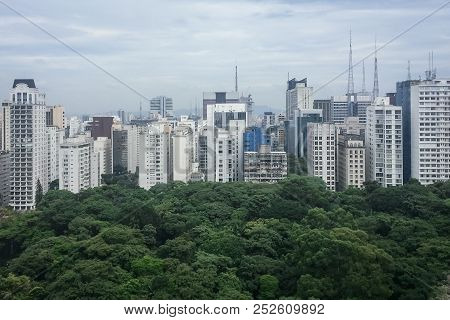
[407,60,411,81]
[347,28,355,114]
[372,36,379,101]
[347,28,355,96]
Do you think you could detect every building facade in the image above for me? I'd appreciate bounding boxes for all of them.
[59,136,99,193]
[138,125,171,190]
[9,79,48,210]
[286,78,313,120]
[307,122,337,191]
[244,145,287,183]
[172,126,193,183]
[365,98,403,187]
[410,79,450,185]
[0,151,10,206]
[337,134,365,190]
[150,96,174,118]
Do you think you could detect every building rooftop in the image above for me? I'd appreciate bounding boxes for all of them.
[13,79,36,89]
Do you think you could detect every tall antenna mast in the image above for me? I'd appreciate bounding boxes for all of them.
[407,60,411,81]
[362,59,366,94]
[235,65,238,92]
[372,36,379,101]
[347,29,355,96]
[139,100,143,119]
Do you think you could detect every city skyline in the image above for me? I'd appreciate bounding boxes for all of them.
[1,0,449,115]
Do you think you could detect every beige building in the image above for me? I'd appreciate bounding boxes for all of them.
[337,134,366,190]
[46,105,65,129]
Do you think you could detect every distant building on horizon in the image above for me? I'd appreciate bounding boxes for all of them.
[150,96,173,118]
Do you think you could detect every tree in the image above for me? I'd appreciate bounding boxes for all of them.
[35,179,43,205]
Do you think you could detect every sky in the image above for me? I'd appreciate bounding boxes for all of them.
[0,0,449,116]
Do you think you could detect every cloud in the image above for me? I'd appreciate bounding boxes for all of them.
[0,0,449,114]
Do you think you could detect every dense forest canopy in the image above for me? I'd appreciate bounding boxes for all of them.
[0,176,449,299]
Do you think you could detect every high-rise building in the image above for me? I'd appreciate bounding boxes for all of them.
[68,116,82,137]
[365,98,403,187]
[286,108,322,158]
[90,116,114,140]
[244,145,287,183]
[286,78,314,120]
[150,96,174,118]
[0,101,11,151]
[244,127,265,152]
[265,125,285,152]
[117,109,130,124]
[9,79,48,210]
[331,94,372,124]
[396,79,427,182]
[262,112,276,129]
[46,105,65,129]
[205,103,248,182]
[59,136,99,193]
[46,126,65,186]
[138,125,172,190]
[337,133,365,191]
[202,92,240,120]
[410,79,450,185]
[172,126,193,183]
[314,99,332,122]
[112,129,128,172]
[94,137,113,184]
[307,122,337,191]
[0,151,10,206]
[215,128,239,183]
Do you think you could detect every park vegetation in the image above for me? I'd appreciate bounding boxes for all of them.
[0,176,449,299]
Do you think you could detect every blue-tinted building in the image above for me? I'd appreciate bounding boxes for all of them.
[244,127,266,152]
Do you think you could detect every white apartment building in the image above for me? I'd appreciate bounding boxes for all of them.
[138,125,171,190]
[69,116,81,137]
[286,78,314,120]
[215,128,239,182]
[172,126,193,183]
[59,135,99,193]
[244,145,287,183]
[205,103,248,182]
[307,122,337,191]
[125,124,147,174]
[47,126,65,185]
[94,137,113,184]
[9,79,48,210]
[366,98,403,187]
[410,79,450,185]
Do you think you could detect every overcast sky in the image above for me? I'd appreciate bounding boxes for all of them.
[0,0,449,116]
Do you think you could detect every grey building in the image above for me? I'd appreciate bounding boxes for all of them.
[396,80,421,182]
[0,151,10,206]
[150,96,173,118]
[112,129,128,172]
